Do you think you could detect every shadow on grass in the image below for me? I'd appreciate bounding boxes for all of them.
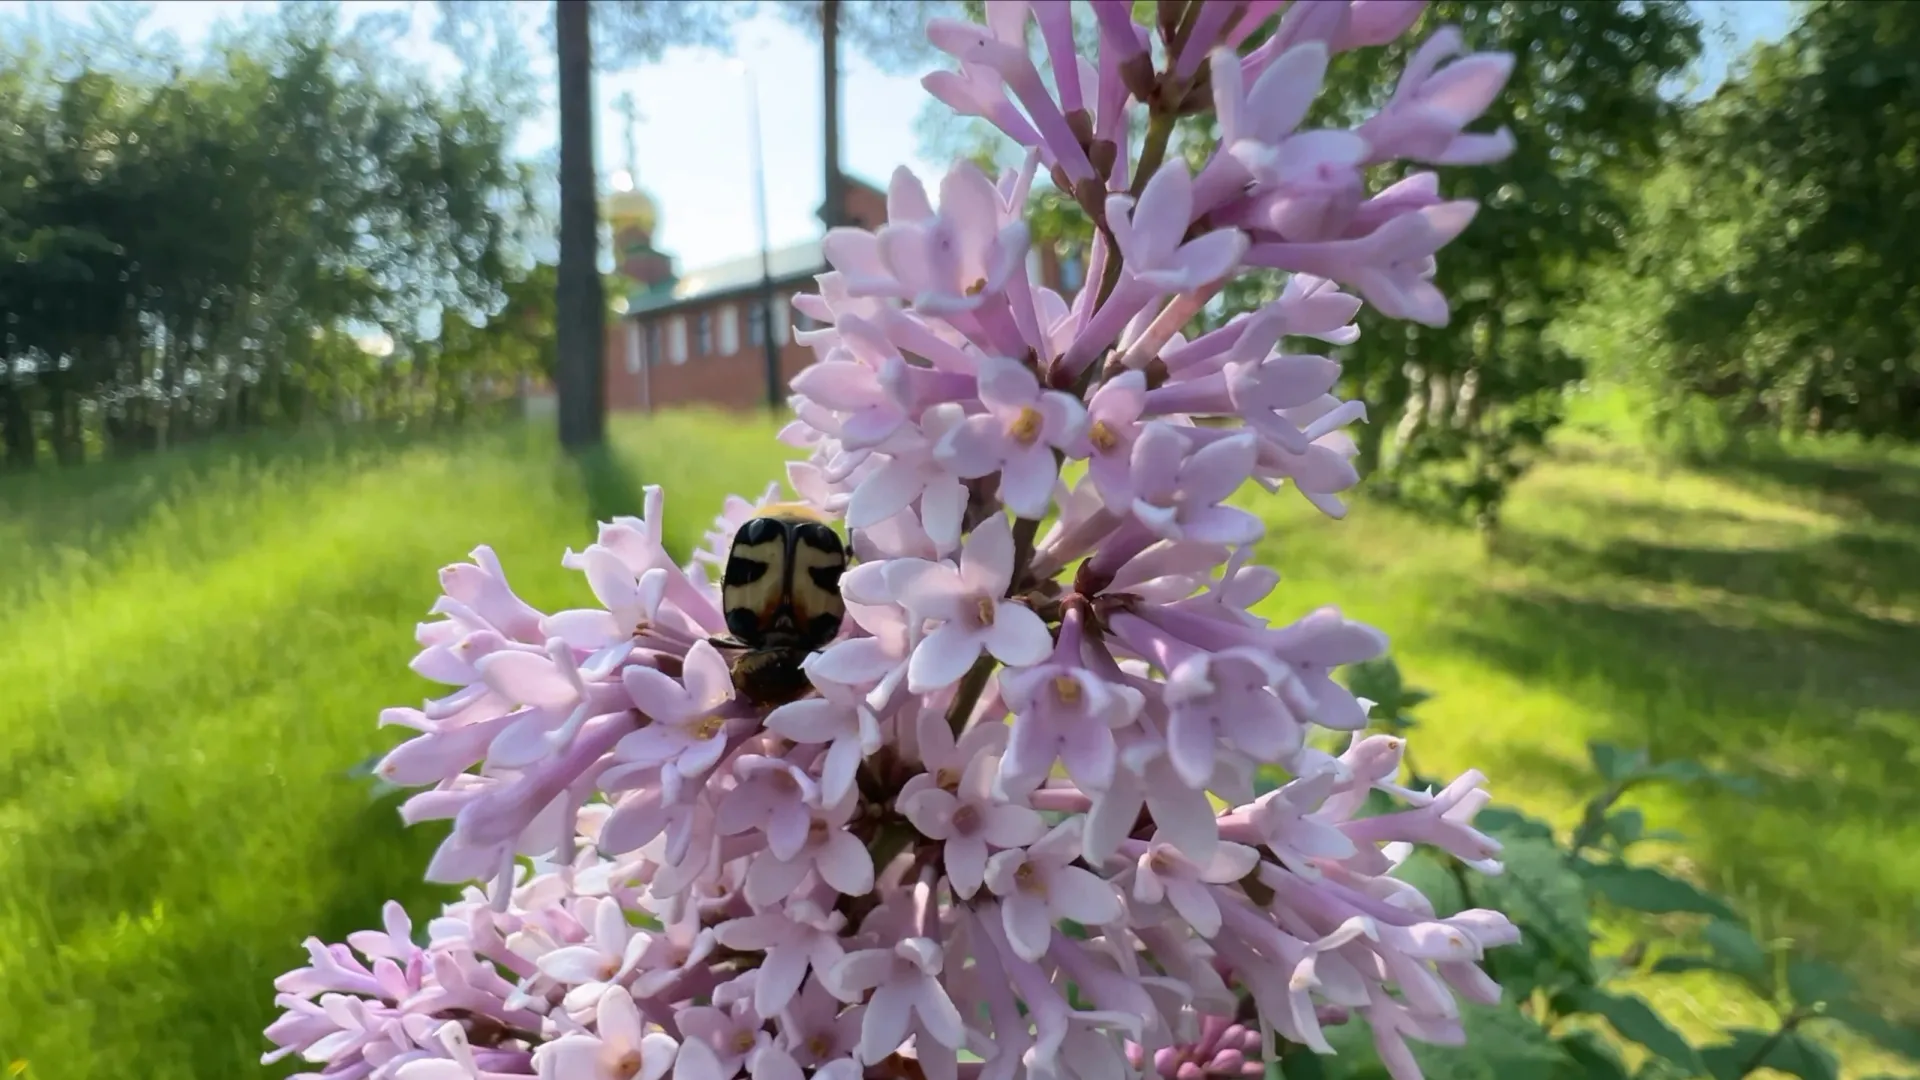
[569,440,650,533]
[1689,443,1920,534]
[147,795,447,1078]
[1492,528,1920,631]
[1441,587,1920,1013]
[0,421,506,602]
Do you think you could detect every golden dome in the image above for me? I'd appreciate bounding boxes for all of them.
[605,185,658,239]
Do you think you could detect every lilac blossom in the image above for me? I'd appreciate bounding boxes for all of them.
[267,6,1527,1080]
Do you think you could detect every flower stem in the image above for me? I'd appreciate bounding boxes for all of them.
[1131,109,1177,199]
[945,654,999,736]
[1736,1009,1808,1078]
[1011,512,1043,591]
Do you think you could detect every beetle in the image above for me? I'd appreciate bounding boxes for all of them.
[709,502,848,707]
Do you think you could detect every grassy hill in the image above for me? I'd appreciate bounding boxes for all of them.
[0,407,1914,1079]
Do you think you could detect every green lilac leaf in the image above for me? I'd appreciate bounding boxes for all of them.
[1575,861,1738,921]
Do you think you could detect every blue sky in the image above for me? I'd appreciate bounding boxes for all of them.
[2,0,1793,274]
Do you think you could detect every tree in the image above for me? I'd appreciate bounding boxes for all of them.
[554,0,603,450]
[1288,2,1703,529]
[439,0,732,453]
[769,0,956,227]
[1578,0,1920,444]
[0,2,541,465]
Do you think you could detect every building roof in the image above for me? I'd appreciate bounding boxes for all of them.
[627,240,827,316]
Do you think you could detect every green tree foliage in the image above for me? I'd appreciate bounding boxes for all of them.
[0,3,542,468]
[1577,0,1920,446]
[1273,2,1701,529]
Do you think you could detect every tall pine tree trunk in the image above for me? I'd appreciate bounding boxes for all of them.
[0,365,34,469]
[555,0,606,450]
[819,0,844,229]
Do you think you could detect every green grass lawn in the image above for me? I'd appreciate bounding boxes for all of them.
[0,407,1914,1079]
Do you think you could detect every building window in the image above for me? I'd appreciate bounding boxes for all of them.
[646,320,663,367]
[667,316,688,364]
[695,311,714,356]
[1060,249,1085,293]
[718,305,740,356]
[773,296,790,345]
[624,320,642,374]
[747,300,766,347]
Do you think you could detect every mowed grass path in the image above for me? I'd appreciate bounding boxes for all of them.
[0,409,1914,1078]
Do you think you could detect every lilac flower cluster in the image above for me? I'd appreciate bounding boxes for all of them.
[264,4,1521,1079]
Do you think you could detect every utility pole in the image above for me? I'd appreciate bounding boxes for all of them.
[745,64,782,410]
[819,0,844,229]
[554,0,605,449]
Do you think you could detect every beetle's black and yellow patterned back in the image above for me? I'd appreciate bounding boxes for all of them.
[720,505,847,652]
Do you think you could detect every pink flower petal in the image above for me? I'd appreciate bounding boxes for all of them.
[825,949,896,1001]
[1165,877,1224,937]
[598,984,646,1048]
[983,603,1054,667]
[1248,42,1330,143]
[1164,707,1218,791]
[938,415,1010,479]
[981,804,1045,848]
[614,724,686,767]
[1130,160,1196,267]
[752,1047,806,1080]
[680,641,734,712]
[639,1034,681,1080]
[900,788,959,840]
[858,984,912,1064]
[974,353,1041,411]
[1170,228,1249,286]
[909,975,966,1049]
[945,834,990,899]
[921,476,967,554]
[673,1036,729,1080]
[714,913,787,952]
[755,945,810,1019]
[1002,892,1054,962]
[623,665,693,723]
[538,946,612,984]
[999,442,1061,519]
[745,853,811,909]
[816,829,877,895]
[895,562,969,623]
[675,732,729,778]
[766,698,850,743]
[846,457,924,529]
[908,623,986,692]
[887,166,935,222]
[960,513,1017,594]
[477,651,577,711]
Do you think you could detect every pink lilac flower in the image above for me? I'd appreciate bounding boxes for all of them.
[938,354,1088,518]
[533,986,677,1080]
[713,899,848,1018]
[899,749,1045,899]
[984,819,1125,962]
[824,937,966,1065]
[267,7,1526,1080]
[615,641,736,781]
[1107,162,1250,293]
[891,514,1053,691]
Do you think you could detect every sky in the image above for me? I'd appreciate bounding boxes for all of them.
[2,0,1794,274]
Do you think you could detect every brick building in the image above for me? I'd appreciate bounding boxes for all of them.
[601,176,1088,414]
